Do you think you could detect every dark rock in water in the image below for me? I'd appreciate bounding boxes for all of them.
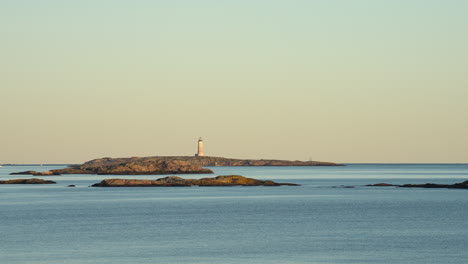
[91,175,300,187]
[400,180,468,189]
[367,180,468,189]
[366,183,397,187]
[9,170,60,176]
[331,185,355,188]
[0,178,56,184]
[67,185,76,187]
[9,171,36,175]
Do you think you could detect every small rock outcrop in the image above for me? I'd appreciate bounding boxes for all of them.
[366,180,468,189]
[400,180,468,189]
[195,175,294,186]
[0,178,56,184]
[9,171,60,176]
[365,183,397,187]
[91,175,299,187]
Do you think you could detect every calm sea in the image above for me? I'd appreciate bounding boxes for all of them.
[1,164,467,264]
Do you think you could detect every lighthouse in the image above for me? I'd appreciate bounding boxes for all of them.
[195,137,204,157]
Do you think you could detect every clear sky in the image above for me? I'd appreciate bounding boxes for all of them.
[1,0,467,163]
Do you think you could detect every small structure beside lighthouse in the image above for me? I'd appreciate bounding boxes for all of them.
[195,137,204,157]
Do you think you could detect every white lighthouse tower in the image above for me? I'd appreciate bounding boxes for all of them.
[195,137,204,157]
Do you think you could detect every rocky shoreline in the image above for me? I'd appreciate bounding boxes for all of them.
[91,175,300,187]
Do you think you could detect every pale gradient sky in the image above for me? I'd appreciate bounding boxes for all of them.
[1,0,467,164]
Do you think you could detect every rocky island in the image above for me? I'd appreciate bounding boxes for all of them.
[0,178,56,184]
[92,175,299,187]
[10,156,342,176]
[143,156,343,167]
[366,180,468,189]
[12,158,214,176]
[10,170,61,176]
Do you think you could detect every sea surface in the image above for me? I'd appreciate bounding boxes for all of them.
[1,164,467,264]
